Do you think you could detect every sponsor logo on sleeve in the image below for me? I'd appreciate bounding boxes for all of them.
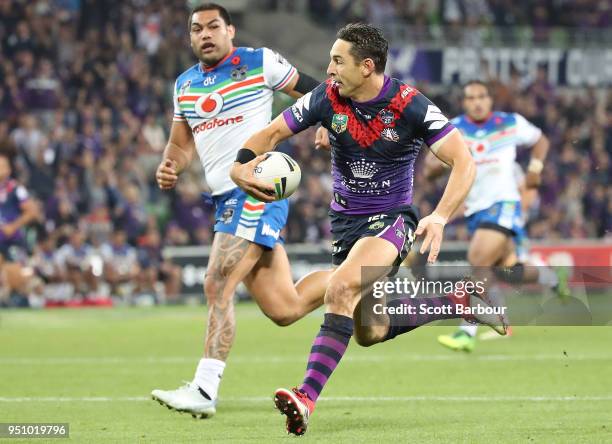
[424,105,449,130]
[291,91,312,123]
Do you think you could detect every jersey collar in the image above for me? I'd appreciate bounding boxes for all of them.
[466,112,493,126]
[199,47,237,73]
[352,75,391,106]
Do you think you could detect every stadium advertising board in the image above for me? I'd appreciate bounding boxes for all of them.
[388,47,612,87]
[166,242,612,297]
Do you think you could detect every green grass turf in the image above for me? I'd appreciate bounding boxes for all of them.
[1,304,611,443]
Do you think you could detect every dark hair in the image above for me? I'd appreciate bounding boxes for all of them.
[463,79,491,96]
[189,3,232,27]
[336,23,388,73]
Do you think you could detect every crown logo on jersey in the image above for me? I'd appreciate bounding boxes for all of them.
[381,127,400,142]
[347,159,379,179]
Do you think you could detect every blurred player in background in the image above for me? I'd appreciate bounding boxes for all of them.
[101,228,140,299]
[424,80,570,352]
[54,227,99,298]
[136,227,182,304]
[0,151,39,306]
[0,151,38,262]
[152,3,331,418]
[231,23,507,436]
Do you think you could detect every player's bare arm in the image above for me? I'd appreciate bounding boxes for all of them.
[423,150,451,180]
[416,129,475,263]
[229,114,295,202]
[525,134,549,188]
[280,71,320,99]
[156,121,195,190]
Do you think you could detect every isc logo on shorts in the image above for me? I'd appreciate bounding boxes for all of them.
[367,214,387,222]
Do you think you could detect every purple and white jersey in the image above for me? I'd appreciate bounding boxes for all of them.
[0,179,29,243]
[283,77,455,215]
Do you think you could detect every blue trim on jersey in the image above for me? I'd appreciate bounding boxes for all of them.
[452,112,516,137]
[222,90,264,110]
[222,96,265,113]
[174,47,266,95]
[223,89,263,106]
[486,142,514,154]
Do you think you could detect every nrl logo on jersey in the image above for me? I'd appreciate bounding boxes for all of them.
[331,113,348,133]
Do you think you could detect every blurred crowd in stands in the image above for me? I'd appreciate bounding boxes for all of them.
[305,0,611,29]
[0,0,610,306]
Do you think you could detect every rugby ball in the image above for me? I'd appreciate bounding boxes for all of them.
[253,152,301,200]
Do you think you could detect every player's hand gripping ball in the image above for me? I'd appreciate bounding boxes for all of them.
[253,152,301,200]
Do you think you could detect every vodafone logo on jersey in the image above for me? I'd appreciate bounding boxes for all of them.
[193,115,244,134]
[195,92,224,118]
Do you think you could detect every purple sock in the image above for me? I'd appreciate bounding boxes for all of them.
[299,313,353,403]
[384,295,463,341]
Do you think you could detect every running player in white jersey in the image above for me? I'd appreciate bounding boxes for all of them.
[151,3,331,418]
[424,80,569,351]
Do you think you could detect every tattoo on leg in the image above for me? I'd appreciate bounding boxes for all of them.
[204,234,250,361]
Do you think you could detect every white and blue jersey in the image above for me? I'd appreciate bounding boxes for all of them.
[173,46,298,247]
[454,111,542,238]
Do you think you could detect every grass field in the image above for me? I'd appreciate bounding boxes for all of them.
[1,304,611,443]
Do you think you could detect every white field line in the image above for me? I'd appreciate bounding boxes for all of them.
[0,354,610,365]
[1,396,611,403]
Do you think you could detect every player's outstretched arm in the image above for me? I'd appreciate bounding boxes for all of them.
[423,151,450,180]
[525,134,549,188]
[229,114,295,202]
[156,121,195,190]
[280,71,320,99]
[416,129,475,263]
